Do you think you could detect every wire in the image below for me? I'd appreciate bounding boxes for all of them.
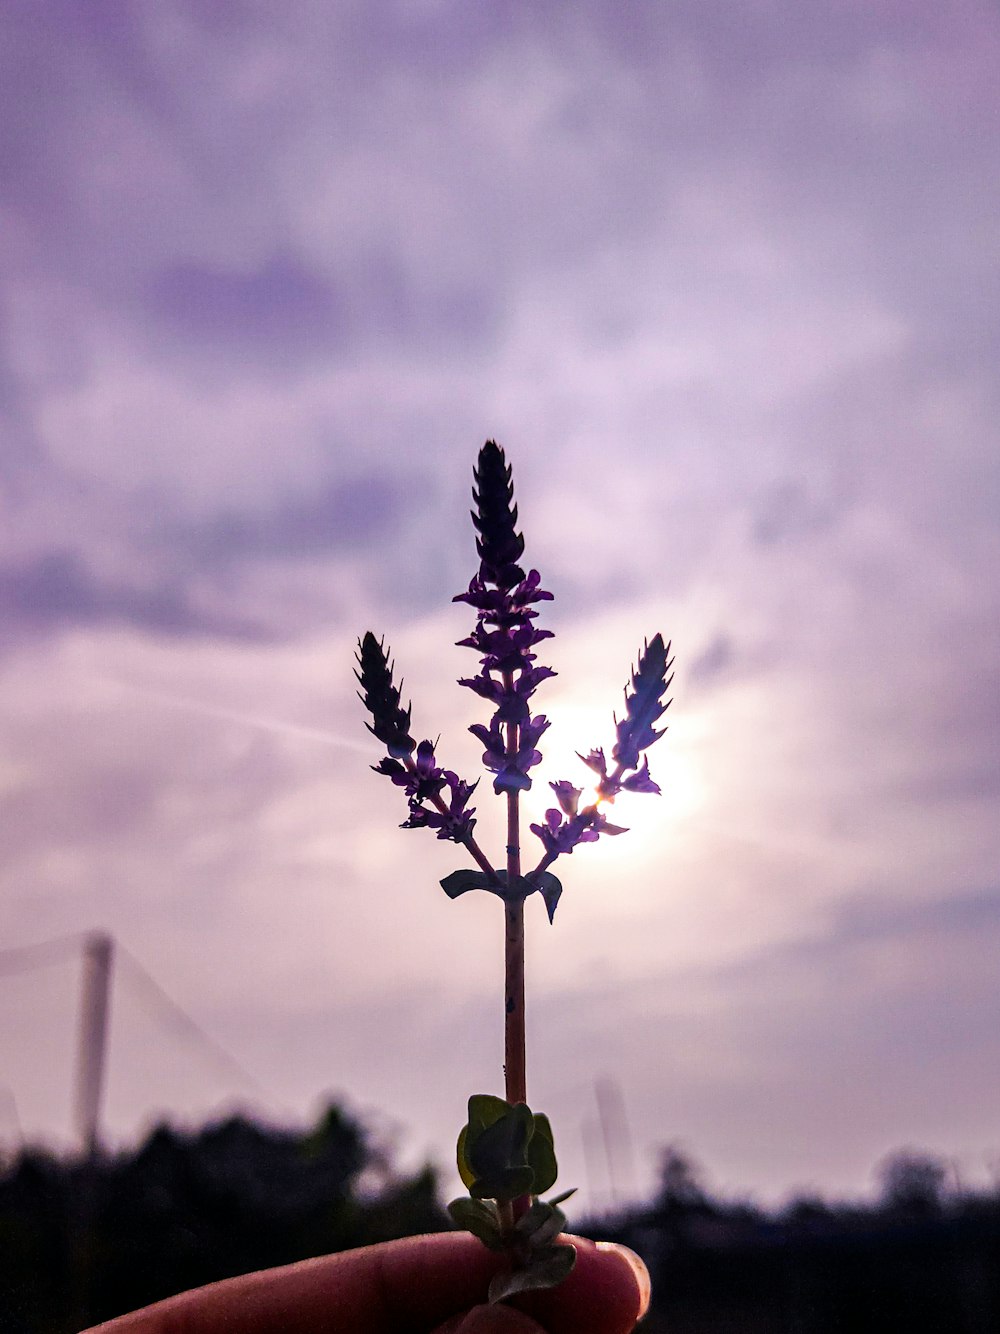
[2,931,282,1114]
[113,940,276,1102]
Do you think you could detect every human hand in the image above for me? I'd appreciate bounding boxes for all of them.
[81,1230,650,1333]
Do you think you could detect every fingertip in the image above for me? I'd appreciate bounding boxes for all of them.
[515,1235,651,1333]
[593,1242,651,1323]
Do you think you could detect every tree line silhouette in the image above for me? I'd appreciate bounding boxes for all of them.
[1,1106,998,1332]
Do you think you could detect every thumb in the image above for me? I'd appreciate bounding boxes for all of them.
[435,1238,650,1334]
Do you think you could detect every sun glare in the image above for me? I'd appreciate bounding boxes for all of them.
[525,693,706,870]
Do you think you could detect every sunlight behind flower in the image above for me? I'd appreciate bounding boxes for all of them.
[527,689,705,874]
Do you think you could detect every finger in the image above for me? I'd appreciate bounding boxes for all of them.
[81,1231,649,1334]
[434,1305,545,1333]
[513,1238,651,1334]
[433,1239,650,1334]
[81,1233,498,1334]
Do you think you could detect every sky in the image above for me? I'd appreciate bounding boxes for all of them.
[1,0,998,1213]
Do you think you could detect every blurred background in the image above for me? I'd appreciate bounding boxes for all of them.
[1,0,998,1271]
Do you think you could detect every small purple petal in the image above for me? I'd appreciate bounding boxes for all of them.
[577,748,608,778]
[550,780,582,817]
[595,813,629,836]
[621,757,661,795]
[493,765,533,793]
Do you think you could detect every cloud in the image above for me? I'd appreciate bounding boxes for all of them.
[146,250,502,369]
[0,550,268,646]
[837,885,1000,949]
[752,481,841,547]
[148,253,347,357]
[165,470,426,567]
[686,632,737,689]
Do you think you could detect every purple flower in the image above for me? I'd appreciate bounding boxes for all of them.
[470,714,551,793]
[621,757,661,795]
[459,667,556,726]
[456,620,553,675]
[372,756,409,785]
[409,739,448,801]
[530,639,670,867]
[454,570,554,617]
[436,774,479,842]
[529,804,628,858]
[550,781,582,817]
[403,767,479,841]
[577,748,607,780]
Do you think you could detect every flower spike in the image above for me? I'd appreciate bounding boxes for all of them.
[471,439,525,590]
[612,633,674,772]
[358,633,481,848]
[355,632,415,758]
[454,442,555,796]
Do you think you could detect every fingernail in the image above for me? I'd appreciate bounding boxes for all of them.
[595,1242,652,1322]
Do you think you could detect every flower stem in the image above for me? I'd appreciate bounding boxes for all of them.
[504,718,529,1223]
[504,889,526,1106]
[503,687,526,1109]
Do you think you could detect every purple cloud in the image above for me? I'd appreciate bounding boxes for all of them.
[0,550,268,646]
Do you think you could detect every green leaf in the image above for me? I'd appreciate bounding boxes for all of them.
[466,1094,512,1128]
[441,870,569,907]
[513,1199,551,1236]
[441,870,495,899]
[532,872,563,923]
[458,1095,522,1196]
[467,1102,533,1194]
[488,1244,577,1303]
[526,1112,558,1196]
[456,1125,475,1190]
[471,1165,534,1201]
[514,1200,567,1248]
[457,1097,564,1204]
[447,1197,506,1251]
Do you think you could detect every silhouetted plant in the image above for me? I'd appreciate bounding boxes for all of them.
[357,440,672,1300]
[657,1146,709,1211]
[877,1149,950,1217]
[0,1107,449,1329]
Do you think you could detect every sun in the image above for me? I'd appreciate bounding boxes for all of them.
[522,691,706,868]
